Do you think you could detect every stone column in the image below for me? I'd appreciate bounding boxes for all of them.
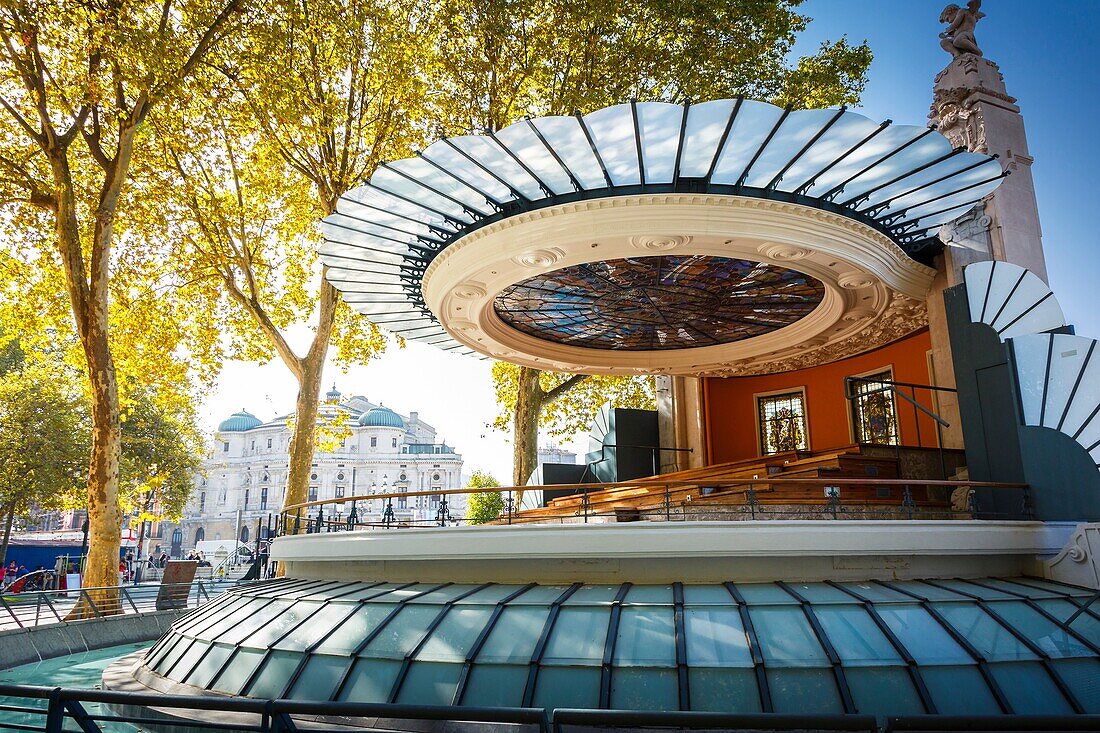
[656,375,708,473]
[924,48,1048,450]
[930,53,1047,282]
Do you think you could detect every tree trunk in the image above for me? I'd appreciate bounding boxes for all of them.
[282,276,338,516]
[512,366,543,493]
[285,362,322,513]
[0,504,14,569]
[48,142,128,618]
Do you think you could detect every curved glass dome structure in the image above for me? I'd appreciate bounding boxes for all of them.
[494,255,825,350]
[317,99,1005,364]
[139,577,1100,715]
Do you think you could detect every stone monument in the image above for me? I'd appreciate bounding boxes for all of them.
[923,2,1049,449]
[929,0,1048,283]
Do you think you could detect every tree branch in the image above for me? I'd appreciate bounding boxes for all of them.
[543,373,589,404]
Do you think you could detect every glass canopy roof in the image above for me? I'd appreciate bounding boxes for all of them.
[494,255,825,350]
[318,99,1005,354]
[141,577,1100,715]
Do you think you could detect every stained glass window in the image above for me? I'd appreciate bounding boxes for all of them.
[493,255,824,351]
[757,391,808,454]
[850,370,899,445]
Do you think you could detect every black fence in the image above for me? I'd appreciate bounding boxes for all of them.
[0,684,1098,732]
[0,582,212,632]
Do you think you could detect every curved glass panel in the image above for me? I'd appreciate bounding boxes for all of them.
[140,577,1099,716]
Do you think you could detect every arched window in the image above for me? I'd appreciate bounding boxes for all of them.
[240,526,249,543]
[195,527,205,543]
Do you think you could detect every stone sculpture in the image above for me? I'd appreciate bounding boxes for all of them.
[939,0,984,58]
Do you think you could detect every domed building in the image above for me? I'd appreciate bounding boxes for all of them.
[179,389,463,552]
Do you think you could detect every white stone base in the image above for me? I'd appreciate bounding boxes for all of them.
[272,520,1079,584]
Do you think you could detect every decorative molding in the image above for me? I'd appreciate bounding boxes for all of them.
[511,247,566,269]
[630,234,691,252]
[757,242,811,261]
[452,282,487,300]
[837,272,878,290]
[422,194,934,376]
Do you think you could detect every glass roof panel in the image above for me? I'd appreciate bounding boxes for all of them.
[415,606,494,662]
[710,100,786,186]
[921,665,1001,714]
[989,661,1074,714]
[625,584,673,604]
[531,116,607,191]
[387,157,496,215]
[845,667,924,716]
[683,585,736,605]
[419,139,515,202]
[359,605,442,659]
[747,606,830,667]
[411,584,486,604]
[610,668,679,711]
[683,606,753,667]
[146,579,1100,712]
[274,602,355,651]
[476,606,552,663]
[286,654,350,701]
[636,102,684,184]
[678,99,739,178]
[563,585,622,605]
[396,661,463,706]
[449,135,545,200]
[813,604,903,665]
[242,600,323,648]
[739,108,842,189]
[461,663,529,708]
[613,606,676,667]
[542,607,611,665]
[783,582,853,604]
[875,604,973,665]
[932,602,1038,661]
[888,580,969,601]
[735,583,800,605]
[495,121,575,196]
[582,103,641,186]
[988,601,1094,657]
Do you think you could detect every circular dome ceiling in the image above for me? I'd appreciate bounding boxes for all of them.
[318,99,1006,376]
[493,255,825,351]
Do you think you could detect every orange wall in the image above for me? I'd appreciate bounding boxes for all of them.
[704,330,940,463]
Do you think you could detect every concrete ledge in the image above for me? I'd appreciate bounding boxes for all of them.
[0,610,184,669]
[273,520,1080,584]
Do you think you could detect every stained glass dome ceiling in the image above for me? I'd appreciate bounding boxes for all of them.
[495,256,825,350]
[137,577,1100,716]
[318,99,1006,374]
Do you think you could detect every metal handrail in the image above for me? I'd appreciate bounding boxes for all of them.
[1,683,1098,732]
[0,581,211,631]
[274,476,1034,536]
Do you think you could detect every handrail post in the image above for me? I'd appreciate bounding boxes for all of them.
[44,687,63,733]
[902,485,915,520]
[664,484,671,521]
[506,491,514,525]
[293,509,301,535]
[582,488,589,523]
[747,484,757,520]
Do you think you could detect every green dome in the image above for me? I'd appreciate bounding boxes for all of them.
[218,410,261,432]
[359,406,404,428]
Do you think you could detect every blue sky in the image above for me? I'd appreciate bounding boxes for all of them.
[204,0,1098,482]
[796,0,1100,333]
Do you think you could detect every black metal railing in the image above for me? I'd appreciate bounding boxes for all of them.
[0,581,211,632]
[274,476,1034,537]
[0,684,1098,733]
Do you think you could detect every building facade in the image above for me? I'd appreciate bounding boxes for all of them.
[178,388,463,551]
